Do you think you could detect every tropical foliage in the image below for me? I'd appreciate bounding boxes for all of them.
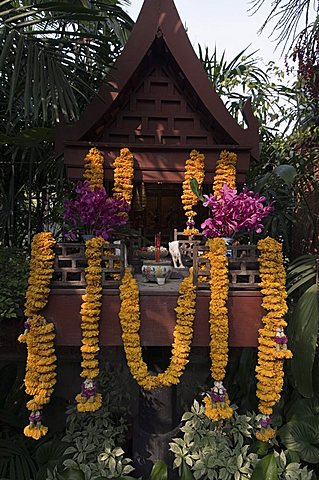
[169,399,313,480]
[0,246,29,319]
[0,0,133,248]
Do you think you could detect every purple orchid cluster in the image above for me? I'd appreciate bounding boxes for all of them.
[64,181,130,240]
[201,184,273,238]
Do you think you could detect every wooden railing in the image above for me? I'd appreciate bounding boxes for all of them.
[173,229,203,260]
[51,242,125,288]
[193,244,259,290]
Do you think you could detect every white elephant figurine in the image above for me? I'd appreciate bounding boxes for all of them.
[169,241,184,268]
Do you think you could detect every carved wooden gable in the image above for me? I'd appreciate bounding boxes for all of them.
[93,63,216,147]
[55,0,259,184]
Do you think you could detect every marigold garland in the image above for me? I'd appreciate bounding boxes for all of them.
[76,236,104,412]
[113,148,134,205]
[119,269,196,390]
[203,238,233,421]
[256,237,292,442]
[83,147,104,190]
[181,149,205,235]
[19,232,57,440]
[213,150,237,196]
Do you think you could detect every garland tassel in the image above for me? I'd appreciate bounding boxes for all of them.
[76,236,104,412]
[256,237,292,442]
[119,269,196,389]
[203,238,233,421]
[19,232,57,440]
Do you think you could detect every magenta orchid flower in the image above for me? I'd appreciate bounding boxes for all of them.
[63,181,130,240]
[201,184,273,238]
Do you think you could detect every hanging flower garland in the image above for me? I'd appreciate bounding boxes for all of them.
[256,237,292,442]
[213,150,237,196]
[76,236,104,412]
[203,238,233,421]
[182,149,205,235]
[19,232,57,440]
[83,147,104,190]
[113,148,134,205]
[119,269,196,390]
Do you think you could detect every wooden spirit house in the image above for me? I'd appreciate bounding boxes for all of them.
[51,0,263,348]
[55,0,259,242]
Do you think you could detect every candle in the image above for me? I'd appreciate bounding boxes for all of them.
[155,233,161,262]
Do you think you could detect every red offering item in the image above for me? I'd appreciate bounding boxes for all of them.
[155,233,161,262]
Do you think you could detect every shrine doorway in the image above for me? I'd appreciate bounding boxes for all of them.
[130,182,211,243]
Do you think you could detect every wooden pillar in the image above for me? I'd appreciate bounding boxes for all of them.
[132,348,180,477]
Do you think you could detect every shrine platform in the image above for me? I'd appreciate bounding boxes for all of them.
[44,276,264,347]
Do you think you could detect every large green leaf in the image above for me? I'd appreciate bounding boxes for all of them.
[286,398,319,422]
[180,461,195,480]
[251,453,278,480]
[279,418,319,463]
[0,437,37,480]
[291,284,319,397]
[287,255,317,272]
[150,461,168,480]
[287,271,316,296]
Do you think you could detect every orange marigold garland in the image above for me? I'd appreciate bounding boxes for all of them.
[213,150,237,196]
[19,232,57,440]
[83,147,104,190]
[203,238,233,421]
[76,236,104,412]
[119,269,196,390]
[256,237,292,442]
[113,148,134,205]
[182,149,205,235]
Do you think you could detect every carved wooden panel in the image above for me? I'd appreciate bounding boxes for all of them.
[99,62,216,147]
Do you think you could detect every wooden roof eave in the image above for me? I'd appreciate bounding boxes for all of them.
[55,0,259,159]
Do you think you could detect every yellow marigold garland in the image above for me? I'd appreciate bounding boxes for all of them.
[19,232,57,440]
[203,238,233,421]
[181,150,205,235]
[119,269,196,390]
[83,147,104,190]
[76,236,104,412]
[113,148,134,205]
[213,150,237,196]
[256,237,292,442]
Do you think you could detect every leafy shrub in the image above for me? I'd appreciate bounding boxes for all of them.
[47,366,134,480]
[0,247,29,319]
[169,400,313,480]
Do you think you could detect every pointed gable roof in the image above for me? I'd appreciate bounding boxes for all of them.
[56,0,259,181]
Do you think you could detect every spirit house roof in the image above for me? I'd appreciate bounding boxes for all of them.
[55,0,259,183]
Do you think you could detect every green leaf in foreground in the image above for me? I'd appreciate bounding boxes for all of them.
[279,418,319,463]
[150,460,168,480]
[291,284,319,398]
[251,453,278,480]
